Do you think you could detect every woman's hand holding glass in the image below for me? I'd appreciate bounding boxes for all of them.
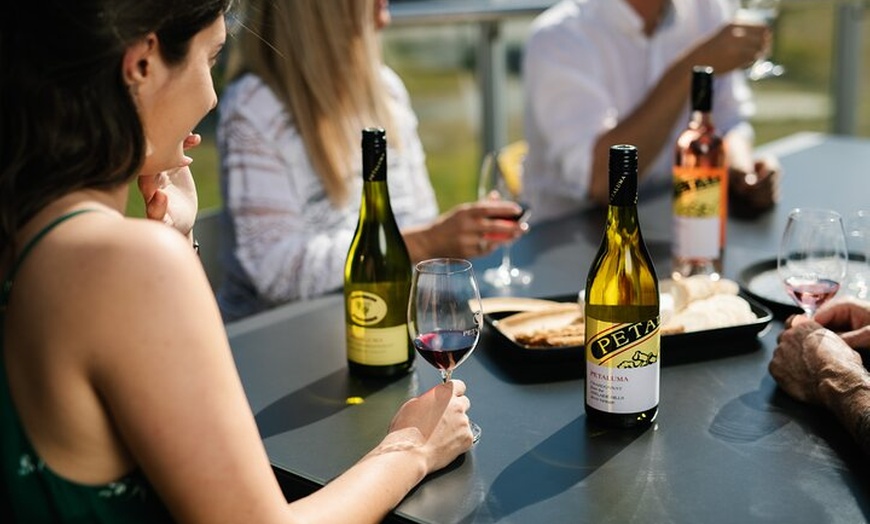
[408,258,483,443]
[478,142,533,288]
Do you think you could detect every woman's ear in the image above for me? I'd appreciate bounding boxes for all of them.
[122,33,159,89]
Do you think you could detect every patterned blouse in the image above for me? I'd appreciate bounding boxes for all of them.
[216,68,438,321]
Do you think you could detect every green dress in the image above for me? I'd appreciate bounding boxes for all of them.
[0,210,174,523]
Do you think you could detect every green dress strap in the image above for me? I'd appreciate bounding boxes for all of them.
[0,207,176,521]
[0,209,97,308]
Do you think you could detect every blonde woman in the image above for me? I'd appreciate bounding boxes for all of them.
[217,0,525,321]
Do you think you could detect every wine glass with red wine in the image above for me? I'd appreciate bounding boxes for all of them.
[408,258,482,443]
[777,208,848,318]
[478,143,532,288]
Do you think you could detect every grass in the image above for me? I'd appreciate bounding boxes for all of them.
[131,1,865,216]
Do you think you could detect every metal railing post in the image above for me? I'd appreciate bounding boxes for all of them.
[477,19,507,156]
[832,0,865,135]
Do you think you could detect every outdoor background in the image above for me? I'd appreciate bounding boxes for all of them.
[127,0,868,217]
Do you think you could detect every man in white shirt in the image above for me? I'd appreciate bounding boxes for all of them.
[523,0,779,222]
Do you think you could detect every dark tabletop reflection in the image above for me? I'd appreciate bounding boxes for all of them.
[255,369,398,439]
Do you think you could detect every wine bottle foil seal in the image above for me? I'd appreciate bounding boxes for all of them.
[609,144,638,206]
[362,127,387,182]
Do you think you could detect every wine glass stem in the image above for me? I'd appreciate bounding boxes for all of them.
[500,242,514,271]
[441,369,453,383]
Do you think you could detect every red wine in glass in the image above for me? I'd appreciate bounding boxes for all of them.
[413,329,477,372]
[784,277,840,313]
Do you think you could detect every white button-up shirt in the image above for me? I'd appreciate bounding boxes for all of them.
[523,0,754,221]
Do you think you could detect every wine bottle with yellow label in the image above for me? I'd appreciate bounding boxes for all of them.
[672,65,728,279]
[584,144,660,429]
[344,128,414,378]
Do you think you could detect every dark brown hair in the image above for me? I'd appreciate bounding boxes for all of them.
[0,0,232,250]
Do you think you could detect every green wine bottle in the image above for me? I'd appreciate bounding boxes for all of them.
[584,144,660,429]
[344,127,414,378]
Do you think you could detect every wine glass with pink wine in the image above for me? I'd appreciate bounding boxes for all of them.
[408,258,482,443]
[777,208,848,318]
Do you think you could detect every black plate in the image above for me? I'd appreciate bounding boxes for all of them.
[483,293,773,369]
[737,258,802,320]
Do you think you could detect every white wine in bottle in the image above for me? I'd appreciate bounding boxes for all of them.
[584,144,660,429]
[344,128,414,378]
[672,65,727,279]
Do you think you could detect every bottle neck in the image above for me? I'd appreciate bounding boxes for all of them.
[689,110,715,130]
[361,180,396,223]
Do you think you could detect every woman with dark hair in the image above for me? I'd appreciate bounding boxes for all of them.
[0,1,473,522]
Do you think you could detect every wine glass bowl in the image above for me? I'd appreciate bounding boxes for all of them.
[478,141,532,289]
[777,208,848,318]
[408,258,483,442]
[735,0,785,81]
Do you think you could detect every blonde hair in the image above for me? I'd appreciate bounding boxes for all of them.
[236,0,398,205]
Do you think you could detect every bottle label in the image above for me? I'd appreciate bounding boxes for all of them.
[673,166,726,258]
[346,324,409,366]
[346,289,409,366]
[585,315,660,413]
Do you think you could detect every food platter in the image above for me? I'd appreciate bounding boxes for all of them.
[482,288,773,367]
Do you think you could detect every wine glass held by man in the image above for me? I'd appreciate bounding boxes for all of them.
[770,298,870,456]
[522,0,780,223]
[216,0,526,321]
[734,0,785,81]
[0,1,474,522]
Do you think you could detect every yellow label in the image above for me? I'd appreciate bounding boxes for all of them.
[586,316,660,413]
[673,166,727,258]
[673,166,726,218]
[346,324,409,366]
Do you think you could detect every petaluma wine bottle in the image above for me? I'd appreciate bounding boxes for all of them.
[584,144,660,429]
[672,65,728,279]
[344,128,414,378]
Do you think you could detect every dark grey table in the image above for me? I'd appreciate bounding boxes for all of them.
[227,132,870,523]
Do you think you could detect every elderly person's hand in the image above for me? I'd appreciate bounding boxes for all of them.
[137,133,201,240]
[769,314,865,405]
[813,297,870,349]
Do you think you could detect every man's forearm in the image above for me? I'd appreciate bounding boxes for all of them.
[820,369,870,456]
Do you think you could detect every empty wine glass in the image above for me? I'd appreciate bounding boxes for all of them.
[735,0,785,81]
[408,258,482,443]
[845,210,870,299]
[778,208,848,318]
[478,141,532,288]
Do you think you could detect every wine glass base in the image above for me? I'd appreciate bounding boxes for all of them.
[482,266,533,288]
[470,420,481,444]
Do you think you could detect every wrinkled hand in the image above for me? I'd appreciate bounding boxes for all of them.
[814,298,870,349]
[426,200,527,259]
[729,157,780,218]
[770,315,864,405]
[690,22,769,74]
[137,133,200,238]
[388,380,474,472]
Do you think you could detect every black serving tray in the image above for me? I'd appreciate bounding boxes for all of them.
[483,292,773,370]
